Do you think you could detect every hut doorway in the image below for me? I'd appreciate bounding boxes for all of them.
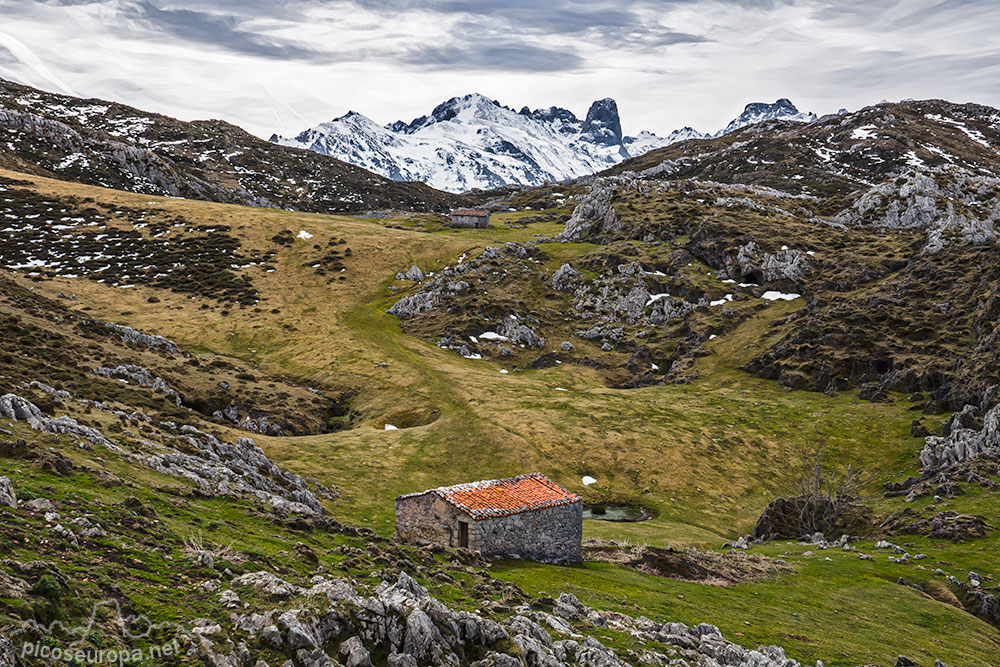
[458,521,469,548]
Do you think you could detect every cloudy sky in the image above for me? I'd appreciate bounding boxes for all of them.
[0,0,998,139]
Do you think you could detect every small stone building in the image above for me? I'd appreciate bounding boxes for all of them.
[395,473,582,564]
[449,209,490,228]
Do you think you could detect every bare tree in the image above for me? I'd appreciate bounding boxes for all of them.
[754,441,872,540]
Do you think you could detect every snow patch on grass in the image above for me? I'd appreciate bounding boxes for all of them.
[761,290,801,301]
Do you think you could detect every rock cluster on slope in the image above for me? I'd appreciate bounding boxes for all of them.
[830,167,1000,253]
[93,364,183,406]
[199,570,821,667]
[0,392,328,516]
[920,403,1000,470]
[143,425,327,515]
[104,322,183,354]
[555,176,623,242]
[0,393,111,447]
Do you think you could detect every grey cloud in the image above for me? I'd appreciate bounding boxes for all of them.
[886,0,999,30]
[447,17,705,50]
[821,51,1000,91]
[400,42,584,72]
[18,0,706,71]
[0,45,17,64]
[124,1,320,60]
[358,0,707,48]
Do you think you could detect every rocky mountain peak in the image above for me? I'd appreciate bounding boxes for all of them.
[393,93,502,134]
[581,97,623,146]
[718,97,817,136]
[519,104,580,126]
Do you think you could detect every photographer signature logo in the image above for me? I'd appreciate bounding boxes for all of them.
[9,598,190,664]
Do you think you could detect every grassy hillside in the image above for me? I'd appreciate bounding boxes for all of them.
[1,170,998,665]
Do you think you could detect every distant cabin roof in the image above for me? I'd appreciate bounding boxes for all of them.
[451,209,489,216]
[398,473,580,519]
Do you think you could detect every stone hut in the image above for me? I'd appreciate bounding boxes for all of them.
[449,209,490,228]
[395,473,582,564]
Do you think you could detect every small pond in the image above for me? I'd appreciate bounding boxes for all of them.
[582,503,653,522]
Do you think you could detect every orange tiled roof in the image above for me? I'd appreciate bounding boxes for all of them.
[451,209,489,216]
[404,473,581,519]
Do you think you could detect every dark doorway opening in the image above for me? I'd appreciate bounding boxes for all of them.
[458,521,469,548]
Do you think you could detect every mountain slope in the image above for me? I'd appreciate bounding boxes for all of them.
[0,78,461,213]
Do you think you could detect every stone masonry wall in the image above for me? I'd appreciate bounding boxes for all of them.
[395,493,583,564]
[395,493,464,547]
[473,502,583,564]
[451,214,489,228]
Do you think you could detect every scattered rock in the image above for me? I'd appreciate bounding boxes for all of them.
[728,240,809,284]
[884,511,991,542]
[965,588,999,628]
[222,567,826,667]
[396,265,424,282]
[193,550,214,569]
[142,428,324,515]
[0,476,15,508]
[500,318,545,349]
[93,364,183,406]
[723,536,750,550]
[550,263,581,292]
[22,497,53,512]
[556,177,621,242]
[339,636,373,667]
[105,322,182,354]
[232,571,303,599]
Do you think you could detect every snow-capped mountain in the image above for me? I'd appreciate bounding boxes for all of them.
[271,94,815,192]
[271,94,646,192]
[716,98,817,136]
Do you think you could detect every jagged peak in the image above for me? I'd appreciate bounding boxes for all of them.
[742,98,799,115]
[519,104,579,125]
[717,98,816,136]
[323,110,382,130]
[582,98,623,146]
[389,93,503,134]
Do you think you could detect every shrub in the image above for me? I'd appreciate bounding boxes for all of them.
[32,574,62,599]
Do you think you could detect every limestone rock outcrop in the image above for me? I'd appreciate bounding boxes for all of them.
[920,404,1000,470]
